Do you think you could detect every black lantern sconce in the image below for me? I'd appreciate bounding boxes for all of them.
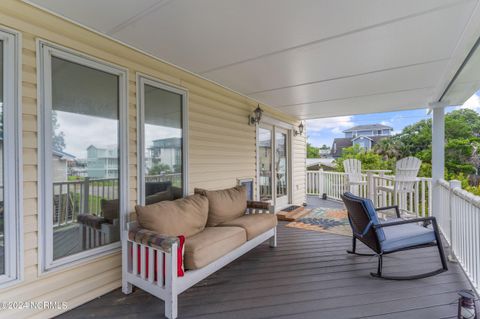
[249,104,263,125]
[458,290,477,319]
[293,122,304,136]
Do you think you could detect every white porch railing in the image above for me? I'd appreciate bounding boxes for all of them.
[53,173,182,227]
[306,170,432,217]
[53,178,118,227]
[307,171,479,293]
[437,179,480,294]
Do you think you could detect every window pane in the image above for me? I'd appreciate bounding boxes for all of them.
[275,132,287,198]
[144,84,183,204]
[259,128,272,201]
[51,57,120,260]
[0,40,5,274]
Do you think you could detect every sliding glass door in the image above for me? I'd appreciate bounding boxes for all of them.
[258,125,290,208]
[275,128,289,208]
[258,127,273,201]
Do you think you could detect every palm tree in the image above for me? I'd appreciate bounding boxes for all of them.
[373,138,401,160]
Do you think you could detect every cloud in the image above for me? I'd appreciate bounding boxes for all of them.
[56,110,181,159]
[380,120,392,126]
[306,116,354,134]
[460,93,480,110]
[56,111,119,159]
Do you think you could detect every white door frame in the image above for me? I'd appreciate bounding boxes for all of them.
[256,119,293,210]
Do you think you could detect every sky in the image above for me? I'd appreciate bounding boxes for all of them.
[306,91,480,148]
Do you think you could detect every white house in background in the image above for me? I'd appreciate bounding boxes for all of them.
[87,145,118,179]
[52,149,76,182]
[331,124,393,157]
[148,137,182,173]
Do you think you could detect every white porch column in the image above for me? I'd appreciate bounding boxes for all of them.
[431,106,445,216]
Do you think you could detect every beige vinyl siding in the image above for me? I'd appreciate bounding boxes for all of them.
[0,1,306,318]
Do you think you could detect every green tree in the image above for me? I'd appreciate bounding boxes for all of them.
[52,111,66,152]
[373,109,480,177]
[306,143,320,158]
[335,144,393,172]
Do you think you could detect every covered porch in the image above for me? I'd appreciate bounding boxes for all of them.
[59,197,471,319]
[0,1,480,318]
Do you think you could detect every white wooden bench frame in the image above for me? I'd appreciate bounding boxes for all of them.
[122,222,277,319]
[122,209,277,319]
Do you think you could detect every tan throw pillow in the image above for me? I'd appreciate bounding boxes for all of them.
[145,187,173,205]
[101,199,119,222]
[194,186,247,226]
[135,194,208,237]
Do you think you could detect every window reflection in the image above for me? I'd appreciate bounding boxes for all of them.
[144,84,183,204]
[51,57,120,260]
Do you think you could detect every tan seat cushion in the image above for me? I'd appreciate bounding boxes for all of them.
[184,227,246,270]
[195,186,247,226]
[219,213,277,240]
[135,194,208,237]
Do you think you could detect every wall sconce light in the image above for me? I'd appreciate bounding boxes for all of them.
[294,122,304,136]
[249,104,263,125]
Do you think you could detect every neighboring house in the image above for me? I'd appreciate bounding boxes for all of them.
[87,145,118,179]
[52,149,76,182]
[148,137,182,173]
[318,145,331,158]
[306,158,336,171]
[331,124,393,158]
[68,158,88,178]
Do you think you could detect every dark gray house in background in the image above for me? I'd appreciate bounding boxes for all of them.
[331,124,393,157]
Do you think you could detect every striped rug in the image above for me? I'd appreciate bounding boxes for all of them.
[286,207,352,236]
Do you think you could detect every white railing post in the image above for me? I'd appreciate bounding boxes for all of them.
[448,179,461,262]
[83,177,90,214]
[318,169,324,198]
[367,171,375,203]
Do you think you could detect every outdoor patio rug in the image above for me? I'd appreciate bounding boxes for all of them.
[286,207,352,236]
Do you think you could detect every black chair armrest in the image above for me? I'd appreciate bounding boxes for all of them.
[375,205,401,218]
[77,213,108,229]
[374,216,437,229]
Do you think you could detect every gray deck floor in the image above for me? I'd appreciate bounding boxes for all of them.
[58,197,473,319]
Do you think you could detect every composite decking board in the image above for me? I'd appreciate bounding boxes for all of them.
[361,304,459,319]
[57,220,472,319]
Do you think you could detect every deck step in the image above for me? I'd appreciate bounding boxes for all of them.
[277,206,311,221]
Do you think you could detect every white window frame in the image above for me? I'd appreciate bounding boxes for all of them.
[0,28,22,287]
[136,74,188,204]
[37,40,128,272]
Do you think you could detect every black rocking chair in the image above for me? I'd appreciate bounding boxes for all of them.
[341,192,448,280]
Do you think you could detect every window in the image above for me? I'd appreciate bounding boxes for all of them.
[137,75,187,205]
[0,29,21,285]
[39,42,128,270]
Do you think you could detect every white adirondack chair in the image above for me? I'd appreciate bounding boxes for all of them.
[343,159,367,195]
[377,156,421,208]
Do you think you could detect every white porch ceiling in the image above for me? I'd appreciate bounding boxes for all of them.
[27,0,480,119]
